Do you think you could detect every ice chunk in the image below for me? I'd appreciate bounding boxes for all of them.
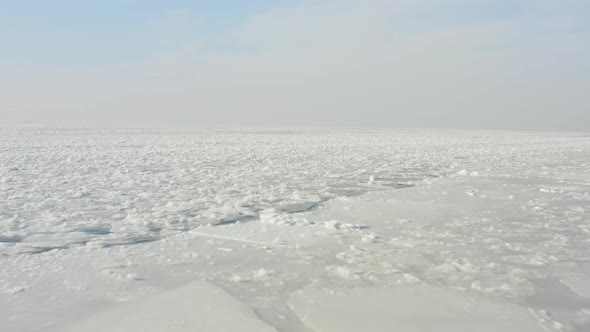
[63,281,276,332]
[290,285,544,332]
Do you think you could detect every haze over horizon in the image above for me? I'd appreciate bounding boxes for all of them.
[1,0,589,131]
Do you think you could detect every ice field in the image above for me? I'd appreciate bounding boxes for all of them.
[1,128,590,331]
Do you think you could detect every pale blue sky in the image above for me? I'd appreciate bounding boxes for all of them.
[1,1,290,66]
[1,0,589,130]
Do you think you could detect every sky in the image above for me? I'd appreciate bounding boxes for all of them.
[1,0,589,131]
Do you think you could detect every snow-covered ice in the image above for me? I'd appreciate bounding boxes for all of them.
[62,281,277,332]
[1,128,590,331]
[289,285,544,332]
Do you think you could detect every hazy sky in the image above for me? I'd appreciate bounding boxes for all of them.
[1,0,589,130]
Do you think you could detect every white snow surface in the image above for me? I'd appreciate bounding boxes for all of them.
[1,128,590,331]
[289,285,544,332]
[62,281,277,332]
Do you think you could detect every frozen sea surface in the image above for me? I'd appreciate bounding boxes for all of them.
[1,128,451,254]
[1,128,590,331]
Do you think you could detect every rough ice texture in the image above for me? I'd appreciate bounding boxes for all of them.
[1,128,590,331]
